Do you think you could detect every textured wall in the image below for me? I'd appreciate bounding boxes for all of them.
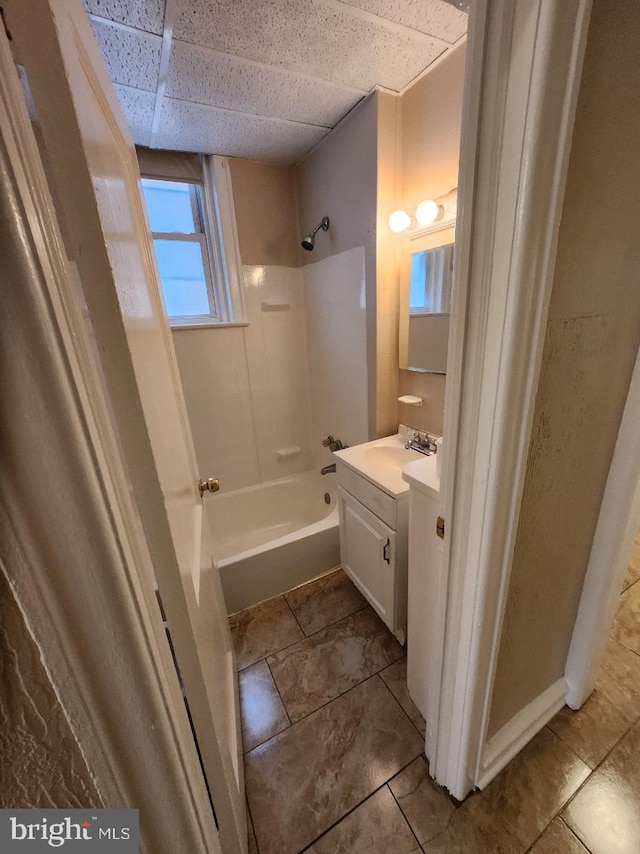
[488,0,640,736]
[0,570,101,808]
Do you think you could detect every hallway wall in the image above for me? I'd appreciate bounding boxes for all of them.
[489,0,640,736]
[0,570,101,808]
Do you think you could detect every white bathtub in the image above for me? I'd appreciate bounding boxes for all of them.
[207,470,340,614]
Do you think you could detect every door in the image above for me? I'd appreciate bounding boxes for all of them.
[338,486,396,629]
[4,1,245,850]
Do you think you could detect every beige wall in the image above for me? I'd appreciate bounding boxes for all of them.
[228,158,300,267]
[295,94,379,437]
[0,570,101,808]
[395,43,466,434]
[401,44,466,211]
[398,370,446,436]
[376,90,401,437]
[488,0,640,735]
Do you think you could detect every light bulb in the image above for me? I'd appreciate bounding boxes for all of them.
[415,199,440,226]
[445,187,458,217]
[388,209,412,233]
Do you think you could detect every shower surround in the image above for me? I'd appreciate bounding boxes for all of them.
[173,249,368,611]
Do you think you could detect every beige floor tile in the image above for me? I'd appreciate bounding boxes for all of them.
[307,787,420,853]
[247,806,259,854]
[389,756,454,845]
[239,660,290,752]
[529,818,589,853]
[284,568,367,636]
[380,658,426,737]
[422,795,523,854]
[244,676,423,854]
[595,638,640,721]
[563,719,640,854]
[230,596,304,670]
[611,581,640,655]
[479,727,590,849]
[268,607,403,721]
[547,689,632,768]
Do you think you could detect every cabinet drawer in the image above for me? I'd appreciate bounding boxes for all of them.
[336,462,397,528]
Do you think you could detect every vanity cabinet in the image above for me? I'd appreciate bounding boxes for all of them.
[402,456,441,727]
[336,462,409,644]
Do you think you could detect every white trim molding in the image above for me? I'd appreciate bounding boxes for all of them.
[429,0,592,799]
[477,678,568,789]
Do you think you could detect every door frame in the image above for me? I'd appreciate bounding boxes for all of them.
[0,22,222,854]
[431,0,592,798]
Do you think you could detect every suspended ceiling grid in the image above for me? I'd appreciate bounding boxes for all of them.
[84,0,467,164]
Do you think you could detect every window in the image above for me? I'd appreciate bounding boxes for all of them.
[142,177,225,324]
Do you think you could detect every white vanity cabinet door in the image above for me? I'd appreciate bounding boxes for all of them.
[338,486,396,630]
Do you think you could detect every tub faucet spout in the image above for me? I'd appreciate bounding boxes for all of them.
[321,463,337,475]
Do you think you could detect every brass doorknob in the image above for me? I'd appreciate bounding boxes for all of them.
[198,477,219,497]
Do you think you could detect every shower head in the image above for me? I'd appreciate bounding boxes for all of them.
[301,216,329,251]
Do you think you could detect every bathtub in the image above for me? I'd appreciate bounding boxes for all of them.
[207,470,340,615]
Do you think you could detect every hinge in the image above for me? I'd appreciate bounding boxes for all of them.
[0,7,12,40]
[436,516,445,539]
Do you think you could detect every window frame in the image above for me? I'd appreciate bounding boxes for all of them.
[140,158,244,329]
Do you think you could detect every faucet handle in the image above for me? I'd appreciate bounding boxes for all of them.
[322,436,335,448]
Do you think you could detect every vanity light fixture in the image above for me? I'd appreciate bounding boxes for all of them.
[388,209,414,233]
[388,187,458,239]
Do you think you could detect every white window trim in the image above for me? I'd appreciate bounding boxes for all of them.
[142,155,245,328]
[202,155,245,325]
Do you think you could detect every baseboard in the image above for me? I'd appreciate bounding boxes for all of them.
[476,678,568,789]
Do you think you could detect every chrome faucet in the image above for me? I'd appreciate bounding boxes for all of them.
[322,435,346,452]
[405,430,438,456]
[321,463,337,475]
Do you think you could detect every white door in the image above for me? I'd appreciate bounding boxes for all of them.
[5,1,245,850]
[338,486,397,628]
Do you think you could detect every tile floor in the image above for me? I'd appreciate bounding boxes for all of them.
[231,537,640,854]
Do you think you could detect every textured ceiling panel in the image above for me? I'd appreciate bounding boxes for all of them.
[113,84,155,147]
[339,0,467,43]
[167,40,363,128]
[173,0,445,92]
[83,0,166,34]
[155,99,329,163]
[90,18,162,92]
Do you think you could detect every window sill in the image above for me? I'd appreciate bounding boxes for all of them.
[169,320,249,331]
[409,311,450,318]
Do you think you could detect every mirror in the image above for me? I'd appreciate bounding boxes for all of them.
[399,242,453,374]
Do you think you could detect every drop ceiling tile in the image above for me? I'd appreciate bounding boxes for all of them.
[339,0,467,44]
[155,98,329,164]
[167,40,362,127]
[113,84,155,147]
[90,18,161,92]
[174,0,445,92]
[83,0,165,35]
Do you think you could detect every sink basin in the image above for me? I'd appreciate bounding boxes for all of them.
[334,434,429,497]
[362,445,423,469]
